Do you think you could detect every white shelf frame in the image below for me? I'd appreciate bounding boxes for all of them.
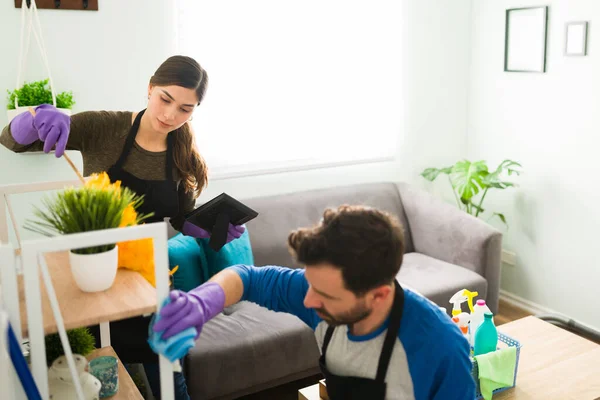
[0,180,176,400]
[21,222,174,400]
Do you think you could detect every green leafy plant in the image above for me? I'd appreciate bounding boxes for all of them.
[24,173,153,254]
[421,159,522,226]
[6,79,75,110]
[45,327,96,366]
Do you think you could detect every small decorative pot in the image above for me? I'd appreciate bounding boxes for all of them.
[89,355,119,398]
[48,354,101,400]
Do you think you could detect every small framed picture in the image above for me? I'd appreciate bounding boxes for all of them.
[504,6,549,73]
[565,21,588,56]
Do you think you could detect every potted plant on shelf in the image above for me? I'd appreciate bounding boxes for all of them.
[420,159,522,227]
[24,172,153,293]
[6,78,75,122]
[45,327,96,367]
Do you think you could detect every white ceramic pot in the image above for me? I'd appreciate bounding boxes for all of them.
[6,106,72,122]
[69,246,118,293]
[48,354,101,400]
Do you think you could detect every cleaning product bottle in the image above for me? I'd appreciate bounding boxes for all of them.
[473,312,498,356]
[469,299,492,347]
[449,289,478,316]
[451,312,471,343]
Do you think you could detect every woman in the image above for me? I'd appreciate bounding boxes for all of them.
[1,55,244,399]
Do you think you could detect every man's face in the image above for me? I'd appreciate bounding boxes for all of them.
[303,263,372,326]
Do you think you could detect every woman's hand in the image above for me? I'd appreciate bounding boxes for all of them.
[10,104,70,157]
[182,221,246,243]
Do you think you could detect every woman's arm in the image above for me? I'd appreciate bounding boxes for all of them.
[1,108,131,155]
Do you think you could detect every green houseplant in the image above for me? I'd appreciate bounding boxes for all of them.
[45,327,95,366]
[420,159,522,226]
[24,173,153,292]
[6,79,75,122]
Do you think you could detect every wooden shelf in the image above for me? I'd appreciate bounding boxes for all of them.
[19,251,157,337]
[87,346,143,399]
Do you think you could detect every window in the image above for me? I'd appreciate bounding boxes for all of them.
[176,1,403,178]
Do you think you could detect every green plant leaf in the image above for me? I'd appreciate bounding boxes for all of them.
[482,159,522,189]
[450,160,488,201]
[420,166,452,182]
[45,328,95,366]
[6,79,75,110]
[493,212,508,226]
[24,184,151,254]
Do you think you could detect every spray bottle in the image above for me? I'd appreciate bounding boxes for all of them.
[449,289,479,316]
[451,312,471,342]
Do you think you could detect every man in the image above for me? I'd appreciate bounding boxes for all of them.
[153,205,476,399]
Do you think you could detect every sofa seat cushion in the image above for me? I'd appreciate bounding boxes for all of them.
[186,301,320,399]
[397,252,488,311]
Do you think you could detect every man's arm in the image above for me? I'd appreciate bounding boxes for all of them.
[207,267,245,307]
[213,265,321,330]
[428,341,475,400]
[154,264,321,340]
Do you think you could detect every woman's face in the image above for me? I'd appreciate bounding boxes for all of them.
[147,84,198,134]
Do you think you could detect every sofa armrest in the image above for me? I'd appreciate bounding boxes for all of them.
[397,183,503,313]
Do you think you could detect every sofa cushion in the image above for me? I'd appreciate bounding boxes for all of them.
[397,252,488,311]
[197,229,254,278]
[168,230,254,292]
[168,234,208,292]
[244,182,414,268]
[186,301,320,399]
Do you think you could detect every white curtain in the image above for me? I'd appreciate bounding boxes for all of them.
[176,1,403,178]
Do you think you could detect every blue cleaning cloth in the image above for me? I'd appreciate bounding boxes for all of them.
[147,300,198,363]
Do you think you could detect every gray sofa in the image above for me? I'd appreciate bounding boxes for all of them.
[185,182,502,399]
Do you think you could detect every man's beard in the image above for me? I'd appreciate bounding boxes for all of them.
[315,301,372,327]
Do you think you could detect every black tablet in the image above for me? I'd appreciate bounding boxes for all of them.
[184,193,258,251]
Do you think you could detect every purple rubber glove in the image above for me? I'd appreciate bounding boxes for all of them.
[32,104,71,157]
[9,109,37,145]
[182,220,246,243]
[152,282,226,340]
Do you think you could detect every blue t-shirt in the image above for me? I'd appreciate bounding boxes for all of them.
[230,265,475,400]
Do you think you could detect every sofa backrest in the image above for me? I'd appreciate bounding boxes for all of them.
[243,182,414,268]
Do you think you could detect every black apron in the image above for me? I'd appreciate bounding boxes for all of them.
[89,109,180,363]
[319,280,404,400]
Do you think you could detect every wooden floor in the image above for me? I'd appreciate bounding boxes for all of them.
[235,299,530,400]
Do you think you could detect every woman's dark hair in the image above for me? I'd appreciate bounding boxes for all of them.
[288,205,405,296]
[150,55,208,197]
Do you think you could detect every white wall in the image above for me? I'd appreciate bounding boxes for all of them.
[468,0,600,330]
[0,0,473,241]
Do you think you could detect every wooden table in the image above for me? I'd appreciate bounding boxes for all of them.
[495,316,600,400]
[19,251,157,337]
[298,317,600,400]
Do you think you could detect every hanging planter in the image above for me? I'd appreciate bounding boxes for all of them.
[6,79,74,122]
[7,0,75,122]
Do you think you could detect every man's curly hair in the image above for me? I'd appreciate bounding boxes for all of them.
[288,205,405,295]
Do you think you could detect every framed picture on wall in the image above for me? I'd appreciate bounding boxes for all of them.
[565,21,588,56]
[504,6,549,73]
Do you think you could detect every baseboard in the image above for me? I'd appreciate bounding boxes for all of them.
[500,289,600,332]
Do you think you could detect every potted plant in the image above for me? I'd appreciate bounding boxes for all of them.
[420,159,522,227]
[45,327,96,367]
[6,78,75,122]
[24,173,153,292]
